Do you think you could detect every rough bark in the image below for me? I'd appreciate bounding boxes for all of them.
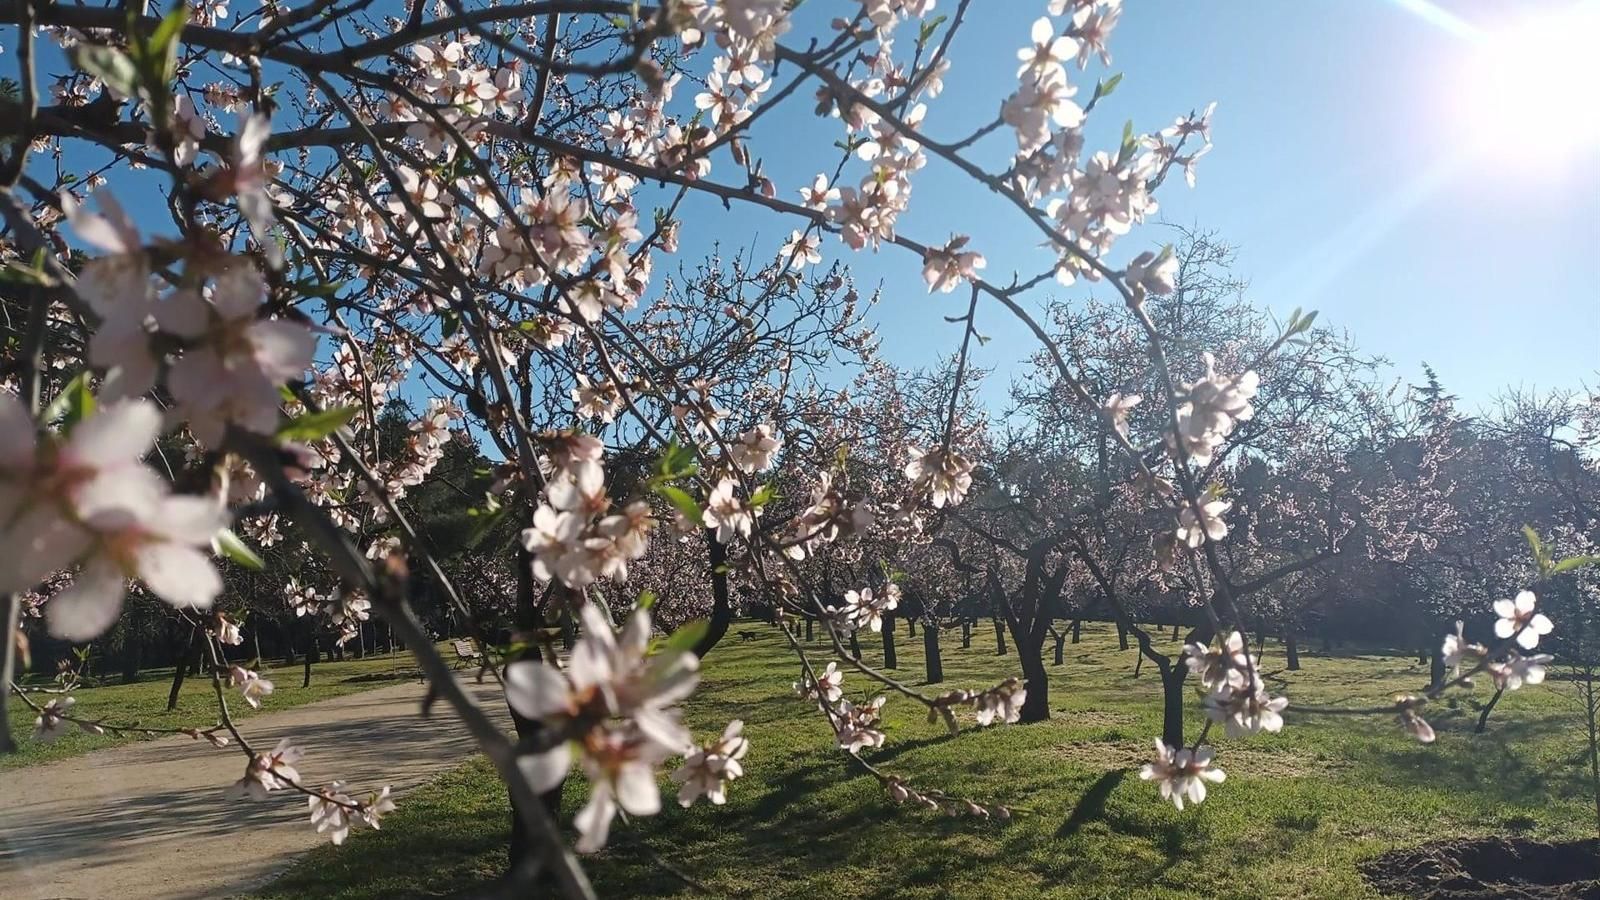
[961,619,971,648]
[881,614,898,669]
[1475,687,1505,734]
[1071,619,1082,643]
[1161,664,1188,746]
[992,618,1007,655]
[166,625,198,711]
[1286,632,1301,671]
[507,546,563,873]
[691,531,733,658]
[923,621,943,683]
[1117,620,1130,651]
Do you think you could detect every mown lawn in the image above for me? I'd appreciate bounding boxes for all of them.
[257,622,1594,899]
[4,645,435,771]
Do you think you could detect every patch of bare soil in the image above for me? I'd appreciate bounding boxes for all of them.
[1361,837,1600,899]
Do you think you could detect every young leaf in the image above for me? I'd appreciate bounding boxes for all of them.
[750,483,779,508]
[653,440,699,481]
[43,371,96,431]
[662,618,709,655]
[1552,555,1600,575]
[70,44,140,98]
[1522,524,1552,576]
[653,484,703,525]
[1092,72,1123,104]
[214,528,265,571]
[277,405,358,441]
[145,5,190,84]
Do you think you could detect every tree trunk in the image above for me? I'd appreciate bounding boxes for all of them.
[1117,620,1130,651]
[1429,648,1447,690]
[1285,632,1300,671]
[993,618,1008,655]
[167,626,198,711]
[121,634,142,684]
[849,631,861,660]
[881,615,898,669]
[1256,630,1267,658]
[302,620,319,688]
[1134,650,1145,677]
[805,617,814,642]
[507,546,564,876]
[1161,665,1187,746]
[282,618,297,667]
[1016,627,1049,722]
[560,610,576,651]
[1052,629,1066,666]
[923,621,943,684]
[691,530,733,658]
[906,618,916,638]
[1170,621,1180,641]
[1071,619,1082,643]
[961,620,971,648]
[1475,687,1505,734]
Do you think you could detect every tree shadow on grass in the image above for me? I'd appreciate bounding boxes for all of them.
[1056,769,1127,837]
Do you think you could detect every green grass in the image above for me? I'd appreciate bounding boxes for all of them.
[258,622,1596,899]
[5,645,433,770]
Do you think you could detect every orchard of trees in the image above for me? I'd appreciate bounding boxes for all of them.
[0,0,1595,896]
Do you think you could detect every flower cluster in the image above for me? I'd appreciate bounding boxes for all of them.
[503,605,741,852]
[0,395,227,642]
[1184,632,1287,740]
[904,446,975,509]
[520,433,656,589]
[829,583,902,633]
[1139,739,1226,811]
[928,677,1029,732]
[1171,352,1259,468]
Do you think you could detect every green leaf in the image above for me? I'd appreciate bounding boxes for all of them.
[662,618,709,655]
[42,371,96,431]
[145,5,190,84]
[1523,525,1552,576]
[653,484,702,525]
[749,483,778,508]
[1552,555,1600,575]
[463,496,507,549]
[213,528,265,571]
[1093,72,1123,103]
[653,441,699,481]
[70,44,140,98]
[635,590,657,610]
[916,14,948,48]
[276,405,358,442]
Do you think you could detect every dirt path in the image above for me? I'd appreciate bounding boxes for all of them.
[0,674,511,900]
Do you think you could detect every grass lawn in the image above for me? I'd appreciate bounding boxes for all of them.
[4,645,435,771]
[256,622,1595,899]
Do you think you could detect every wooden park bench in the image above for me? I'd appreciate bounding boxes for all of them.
[451,638,483,669]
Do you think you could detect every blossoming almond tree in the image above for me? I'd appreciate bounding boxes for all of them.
[0,0,1590,895]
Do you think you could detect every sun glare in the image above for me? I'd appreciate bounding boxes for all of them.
[1456,3,1600,160]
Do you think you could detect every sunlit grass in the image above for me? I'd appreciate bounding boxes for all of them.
[4,644,433,771]
[258,621,1593,898]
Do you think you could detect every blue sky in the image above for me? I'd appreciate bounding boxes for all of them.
[684,0,1599,412]
[20,0,1596,415]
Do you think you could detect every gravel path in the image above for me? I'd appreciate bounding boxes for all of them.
[0,674,511,900]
